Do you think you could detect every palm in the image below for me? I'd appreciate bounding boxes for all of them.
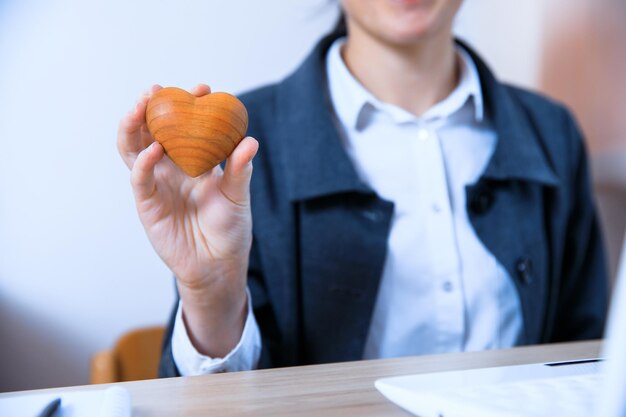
[140,157,252,288]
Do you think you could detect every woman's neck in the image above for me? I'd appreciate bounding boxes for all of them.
[341,25,458,117]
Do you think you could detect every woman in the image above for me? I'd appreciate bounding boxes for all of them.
[117,0,607,377]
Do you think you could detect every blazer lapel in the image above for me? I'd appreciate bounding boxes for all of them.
[461,41,560,344]
[273,33,393,363]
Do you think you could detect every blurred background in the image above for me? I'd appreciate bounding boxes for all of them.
[1,0,624,392]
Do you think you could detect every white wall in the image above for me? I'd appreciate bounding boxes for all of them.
[455,0,548,88]
[0,0,550,391]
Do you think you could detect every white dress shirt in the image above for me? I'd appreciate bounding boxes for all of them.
[172,289,261,375]
[172,37,524,373]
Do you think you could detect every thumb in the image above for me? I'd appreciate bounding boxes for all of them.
[219,137,259,205]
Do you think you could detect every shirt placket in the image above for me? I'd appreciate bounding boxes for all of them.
[410,121,465,352]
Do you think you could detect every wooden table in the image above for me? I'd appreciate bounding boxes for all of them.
[0,340,602,416]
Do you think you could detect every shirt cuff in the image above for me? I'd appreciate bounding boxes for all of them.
[172,288,262,375]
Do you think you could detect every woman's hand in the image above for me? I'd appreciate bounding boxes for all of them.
[117,84,259,356]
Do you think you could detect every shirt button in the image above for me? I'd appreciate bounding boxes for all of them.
[417,128,430,141]
[442,281,453,292]
[432,203,442,213]
[515,257,534,285]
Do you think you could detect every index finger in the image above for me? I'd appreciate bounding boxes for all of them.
[117,85,162,169]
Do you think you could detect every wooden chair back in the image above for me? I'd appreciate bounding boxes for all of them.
[91,326,165,384]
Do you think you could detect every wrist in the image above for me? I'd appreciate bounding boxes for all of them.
[176,257,248,303]
[178,283,248,358]
[176,259,248,318]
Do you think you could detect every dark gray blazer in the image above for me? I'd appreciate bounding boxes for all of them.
[159,33,608,377]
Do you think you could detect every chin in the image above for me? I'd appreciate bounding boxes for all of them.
[382,19,444,44]
[342,0,460,45]
[380,2,454,43]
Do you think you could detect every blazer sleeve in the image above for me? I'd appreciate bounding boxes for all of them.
[550,110,609,342]
[158,291,181,378]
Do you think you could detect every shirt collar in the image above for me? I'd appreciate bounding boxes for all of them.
[326,37,485,131]
[274,33,559,204]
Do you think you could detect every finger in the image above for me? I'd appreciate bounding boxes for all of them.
[140,85,164,149]
[117,98,147,168]
[140,123,154,149]
[191,83,211,97]
[117,86,162,169]
[131,141,165,202]
[219,137,259,205]
[149,84,163,95]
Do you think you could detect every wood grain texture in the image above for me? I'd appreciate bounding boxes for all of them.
[0,341,602,417]
[145,87,248,177]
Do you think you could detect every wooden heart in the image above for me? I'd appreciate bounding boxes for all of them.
[145,87,248,177]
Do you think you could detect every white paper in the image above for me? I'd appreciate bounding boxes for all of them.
[0,386,131,417]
